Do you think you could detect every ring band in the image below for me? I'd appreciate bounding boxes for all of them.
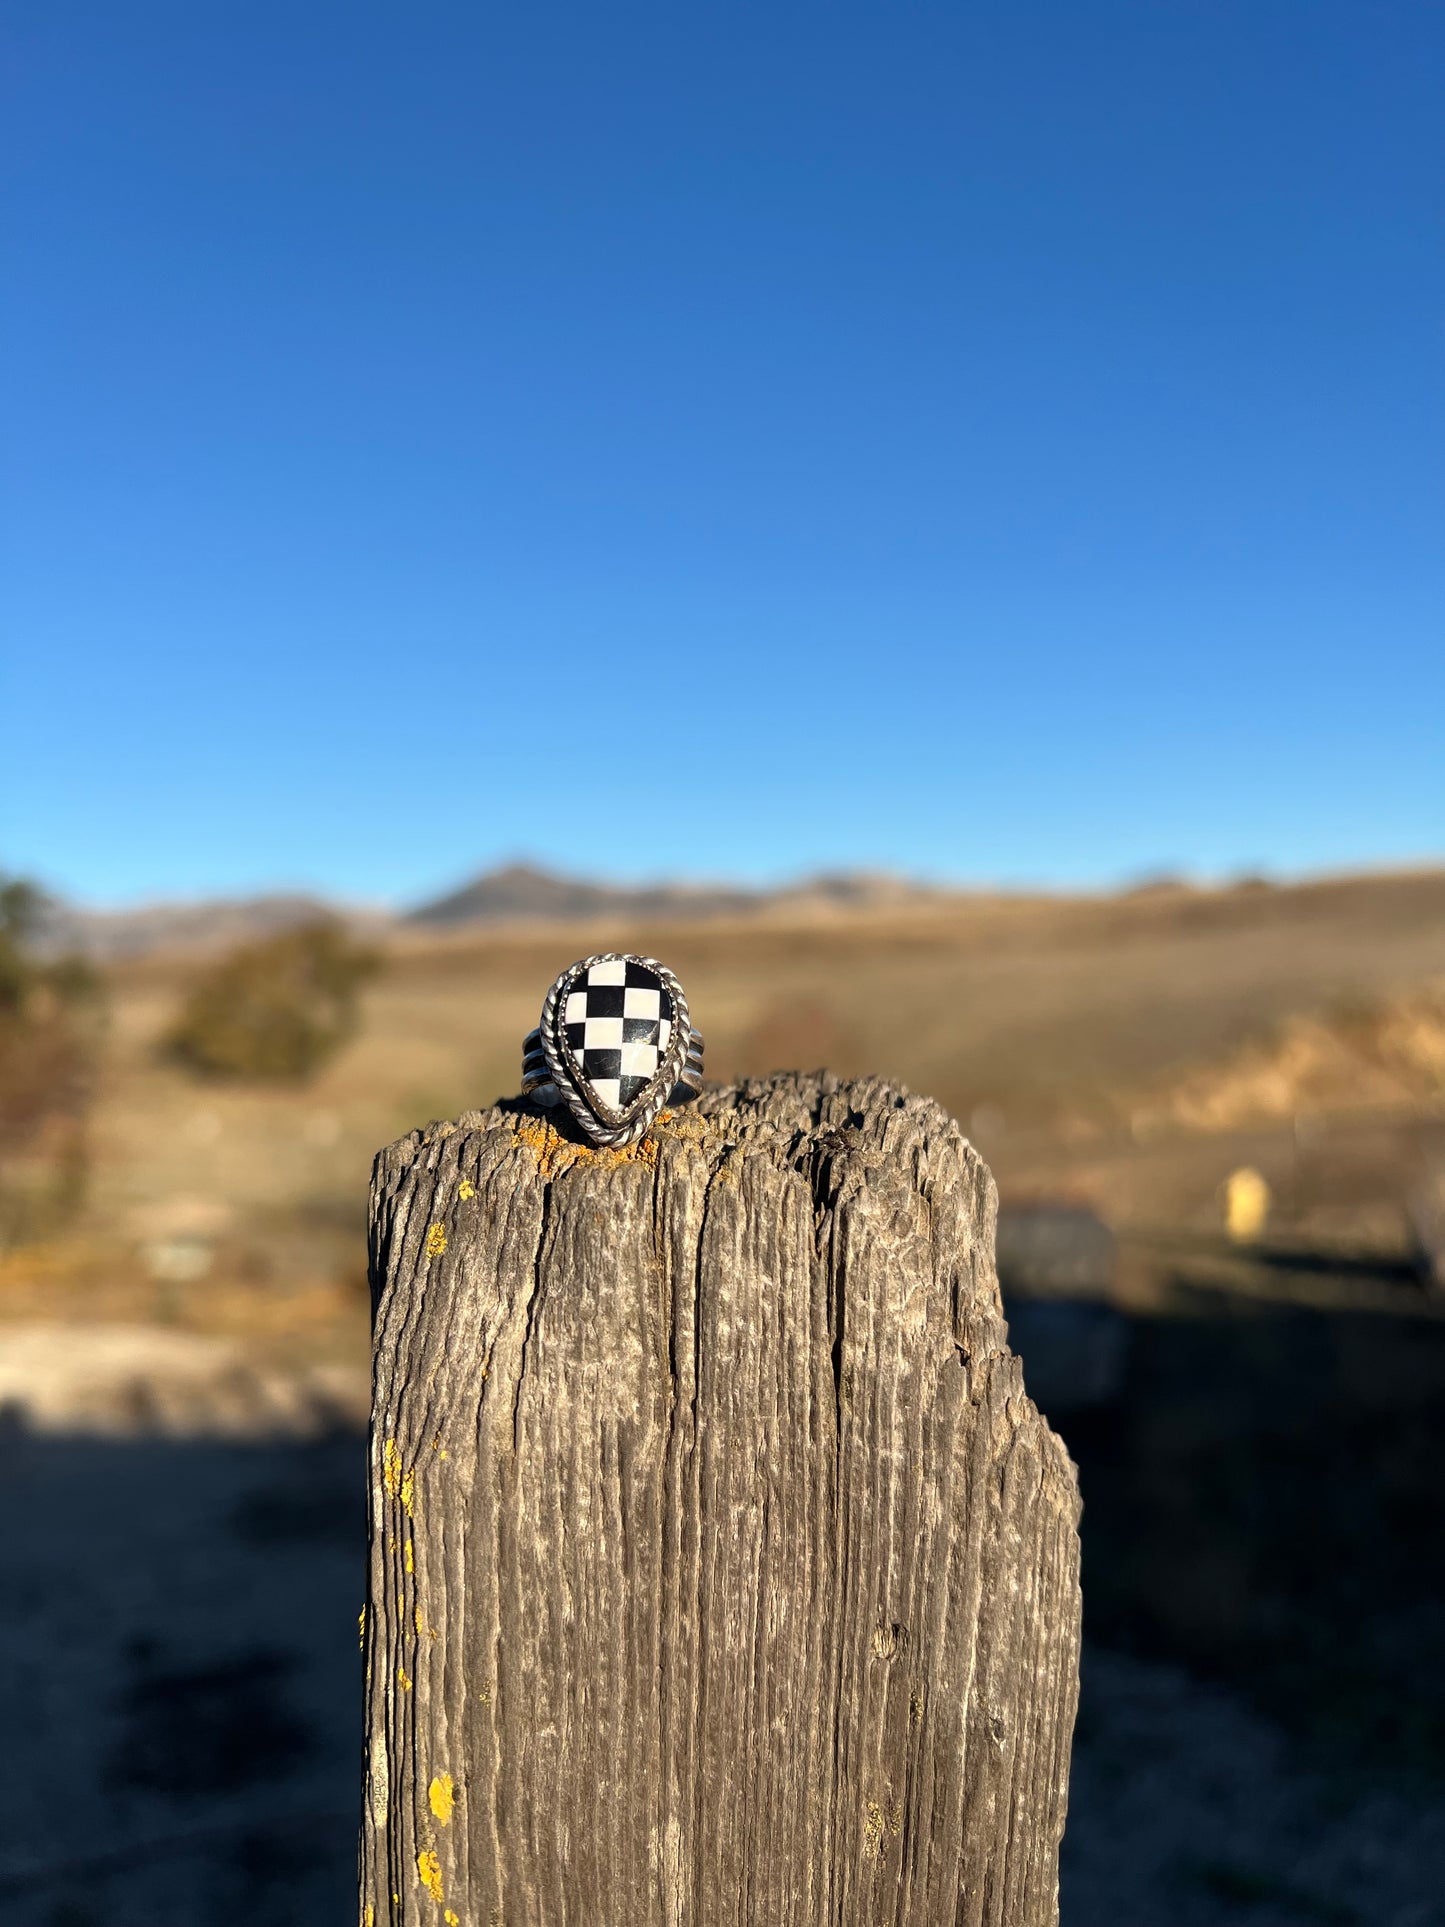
[520,953,704,1146]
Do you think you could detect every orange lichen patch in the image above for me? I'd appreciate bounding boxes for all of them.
[429,1772,456,1824]
[417,1849,444,1903]
[425,1222,448,1258]
[511,1115,579,1178]
[594,1135,660,1173]
[511,1113,661,1178]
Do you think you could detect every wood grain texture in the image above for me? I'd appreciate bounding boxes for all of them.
[360,1072,1081,1927]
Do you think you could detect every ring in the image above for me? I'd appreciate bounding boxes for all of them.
[521,954,704,1147]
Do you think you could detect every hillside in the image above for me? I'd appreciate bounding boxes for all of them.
[1,860,1434,1345]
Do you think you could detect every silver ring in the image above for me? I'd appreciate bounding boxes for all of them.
[520,953,704,1146]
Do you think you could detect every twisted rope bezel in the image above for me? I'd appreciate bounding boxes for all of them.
[534,953,694,1147]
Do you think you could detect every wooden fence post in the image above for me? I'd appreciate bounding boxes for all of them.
[360,1072,1082,1927]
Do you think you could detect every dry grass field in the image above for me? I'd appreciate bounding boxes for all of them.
[8,864,1444,1353]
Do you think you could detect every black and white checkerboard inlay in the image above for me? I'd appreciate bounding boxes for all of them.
[562,959,675,1115]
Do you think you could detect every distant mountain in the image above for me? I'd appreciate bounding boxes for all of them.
[405,862,930,929]
[31,864,936,961]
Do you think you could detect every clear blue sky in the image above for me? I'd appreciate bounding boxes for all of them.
[3,1,1441,907]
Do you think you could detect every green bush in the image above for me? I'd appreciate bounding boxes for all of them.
[163,919,380,1081]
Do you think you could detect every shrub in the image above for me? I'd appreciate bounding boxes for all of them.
[163,920,380,1081]
[0,875,104,1244]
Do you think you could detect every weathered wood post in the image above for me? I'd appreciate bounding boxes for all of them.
[361,1072,1081,1926]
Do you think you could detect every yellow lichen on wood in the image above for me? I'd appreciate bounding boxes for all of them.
[444,1912,459,1926]
[457,1179,475,1200]
[384,1441,417,1517]
[425,1222,448,1257]
[358,1605,366,1649]
[863,1801,885,1859]
[417,1849,444,1902]
[405,1538,415,1574]
[397,1665,412,1691]
[862,1799,902,1860]
[429,1772,455,1824]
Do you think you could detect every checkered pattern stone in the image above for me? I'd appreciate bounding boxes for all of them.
[562,959,674,1115]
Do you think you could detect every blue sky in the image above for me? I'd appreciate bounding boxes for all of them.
[3,0,1441,906]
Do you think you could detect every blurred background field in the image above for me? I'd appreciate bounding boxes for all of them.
[2,862,1445,1922]
[5,0,1444,1918]
[11,862,1445,1347]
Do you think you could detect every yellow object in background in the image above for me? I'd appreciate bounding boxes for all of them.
[1225,1166,1271,1242]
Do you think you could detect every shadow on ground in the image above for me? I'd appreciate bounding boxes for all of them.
[0,1428,363,1927]
[3,1292,1444,1926]
[1014,1288,1445,1927]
